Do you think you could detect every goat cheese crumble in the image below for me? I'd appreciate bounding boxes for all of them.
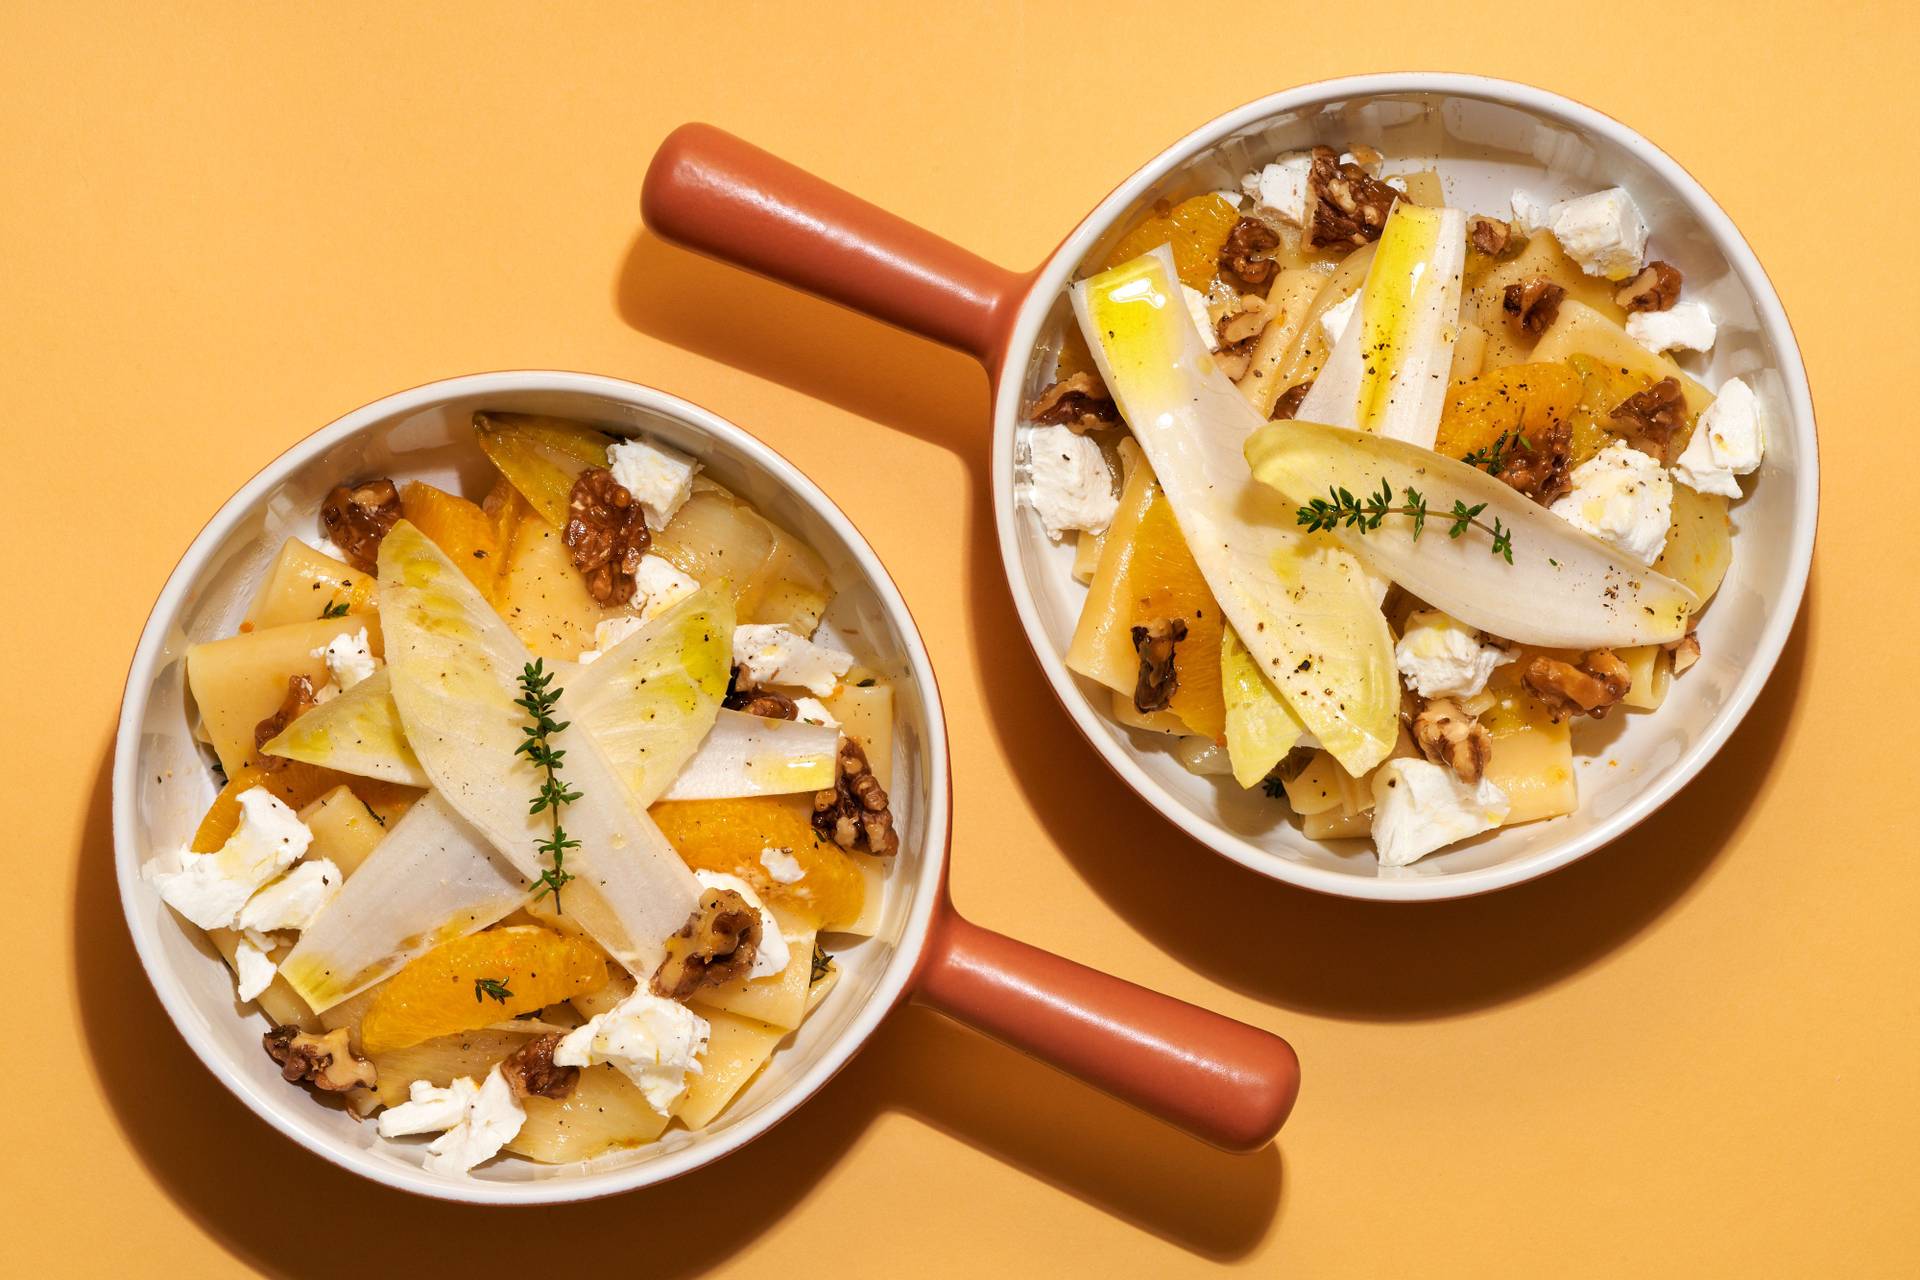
[1370,759,1511,867]
[607,437,700,531]
[1549,442,1673,565]
[1626,301,1716,354]
[1672,377,1766,498]
[760,845,807,884]
[554,991,711,1115]
[146,788,312,930]
[732,624,853,696]
[1510,189,1552,234]
[236,857,341,934]
[1394,611,1517,700]
[1548,188,1648,280]
[576,556,703,663]
[1022,423,1118,540]
[311,627,380,693]
[1241,154,1313,226]
[378,1068,526,1175]
[790,695,839,729]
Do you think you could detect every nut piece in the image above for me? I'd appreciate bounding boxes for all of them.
[1212,293,1270,379]
[500,1032,578,1101]
[263,1025,377,1094]
[812,737,899,857]
[1665,631,1702,675]
[1467,216,1513,257]
[1026,372,1119,434]
[1495,420,1575,506]
[1522,650,1633,721]
[651,888,761,1000]
[1273,380,1315,420]
[1219,217,1283,287]
[253,674,318,767]
[320,478,402,574]
[1616,261,1683,313]
[1305,145,1399,249]
[1412,697,1494,785]
[723,667,798,719]
[1609,377,1689,463]
[564,467,651,606]
[1130,617,1188,713]
[1502,277,1567,335]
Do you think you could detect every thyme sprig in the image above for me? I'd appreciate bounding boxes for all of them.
[474,977,514,1005]
[1459,428,1533,477]
[516,659,580,911]
[1296,478,1515,563]
[319,600,351,619]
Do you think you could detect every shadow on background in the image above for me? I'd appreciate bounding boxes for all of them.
[616,234,1814,1023]
[77,754,1282,1276]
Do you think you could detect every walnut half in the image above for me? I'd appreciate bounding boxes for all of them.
[1609,377,1688,463]
[1503,277,1566,335]
[812,737,898,857]
[1616,261,1683,313]
[1522,650,1632,721]
[1026,372,1118,433]
[564,467,651,605]
[1219,217,1282,287]
[253,674,318,769]
[652,889,761,1000]
[500,1033,578,1101]
[320,478,401,574]
[1495,420,1575,506]
[723,668,798,720]
[1467,216,1513,257]
[1412,697,1494,784]
[1305,145,1398,249]
[263,1025,376,1094]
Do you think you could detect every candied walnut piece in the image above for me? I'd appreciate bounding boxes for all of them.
[1305,145,1399,249]
[1467,216,1513,257]
[1502,277,1567,335]
[1616,261,1683,313]
[1495,420,1575,506]
[651,888,761,1000]
[812,737,899,857]
[320,478,401,574]
[1027,372,1119,434]
[1666,631,1702,675]
[1130,617,1189,713]
[264,1025,377,1094]
[1522,650,1633,721]
[564,467,651,606]
[253,674,318,767]
[1219,217,1283,287]
[1273,380,1315,420]
[501,1033,578,1101]
[1412,697,1494,785]
[1212,294,1270,380]
[1609,377,1688,463]
[724,684,799,720]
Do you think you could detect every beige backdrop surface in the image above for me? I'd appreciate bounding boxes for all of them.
[3,1,1914,1275]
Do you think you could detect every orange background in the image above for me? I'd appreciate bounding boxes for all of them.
[5,2,1916,1275]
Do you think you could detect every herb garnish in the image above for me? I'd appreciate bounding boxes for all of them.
[1459,428,1532,477]
[320,600,351,619]
[1296,479,1515,563]
[809,942,833,984]
[516,659,580,911]
[1261,775,1287,799]
[474,977,514,1004]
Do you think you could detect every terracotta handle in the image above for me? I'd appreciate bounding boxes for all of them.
[913,907,1300,1152]
[642,123,1027,365]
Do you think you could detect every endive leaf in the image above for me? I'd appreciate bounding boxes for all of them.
[1245,422,1696,647]
[1220,628,1306,789]
[378,521,698,976]
[260,669,430,787]
[1295,203,1465,447]
[658,709,839,801]
[279,791,527,1012]
[1073,247,1399,776]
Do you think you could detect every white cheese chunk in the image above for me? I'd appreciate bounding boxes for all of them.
[1548,188,1649,279]
[1549,442,1674,566]
[1510,189,1552,234]
[233,932,280,1002]
[789,696,839,729]
[1672,377,1766,498]
[311,627,380,693]
[146,788,312,930]
[694,870,789,980]
[1394,611,1517,700]
[554,991,711,1114]
[1320,289,1360,345]
[759,845,806,884]
[1626,301,1716,354]
[1182,284,1220,352]
[1215,188,1245,209]
[607,437,701,531]
[237,858,342,934]
[1371,758,1511,867]
[1241,154,1313,226]
[1020,423,1118,541]
[378,1077,479,1138]
[377,1069,526,1175]
[732,623,854,696]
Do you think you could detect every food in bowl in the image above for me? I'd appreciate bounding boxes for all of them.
[141,412,899,1176]
[1019,145,1761,869]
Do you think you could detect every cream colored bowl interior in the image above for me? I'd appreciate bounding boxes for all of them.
[114,374,946,1202]
[996,77,1816,900]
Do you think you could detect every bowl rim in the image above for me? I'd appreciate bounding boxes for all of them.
[988,72,1819,902]
[111,369,952,1203]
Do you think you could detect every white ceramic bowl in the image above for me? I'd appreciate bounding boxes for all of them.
[645,74,1819,902]
[113,372,949,1203]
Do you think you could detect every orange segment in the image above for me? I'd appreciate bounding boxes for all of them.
[1103,193,1240,291]
[650,796,865,931]
[358,927,608,1054]
[1434,363,1584,462]
[1119,493,1226,740]
[400,482,504,600]
[190,761,415,853]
